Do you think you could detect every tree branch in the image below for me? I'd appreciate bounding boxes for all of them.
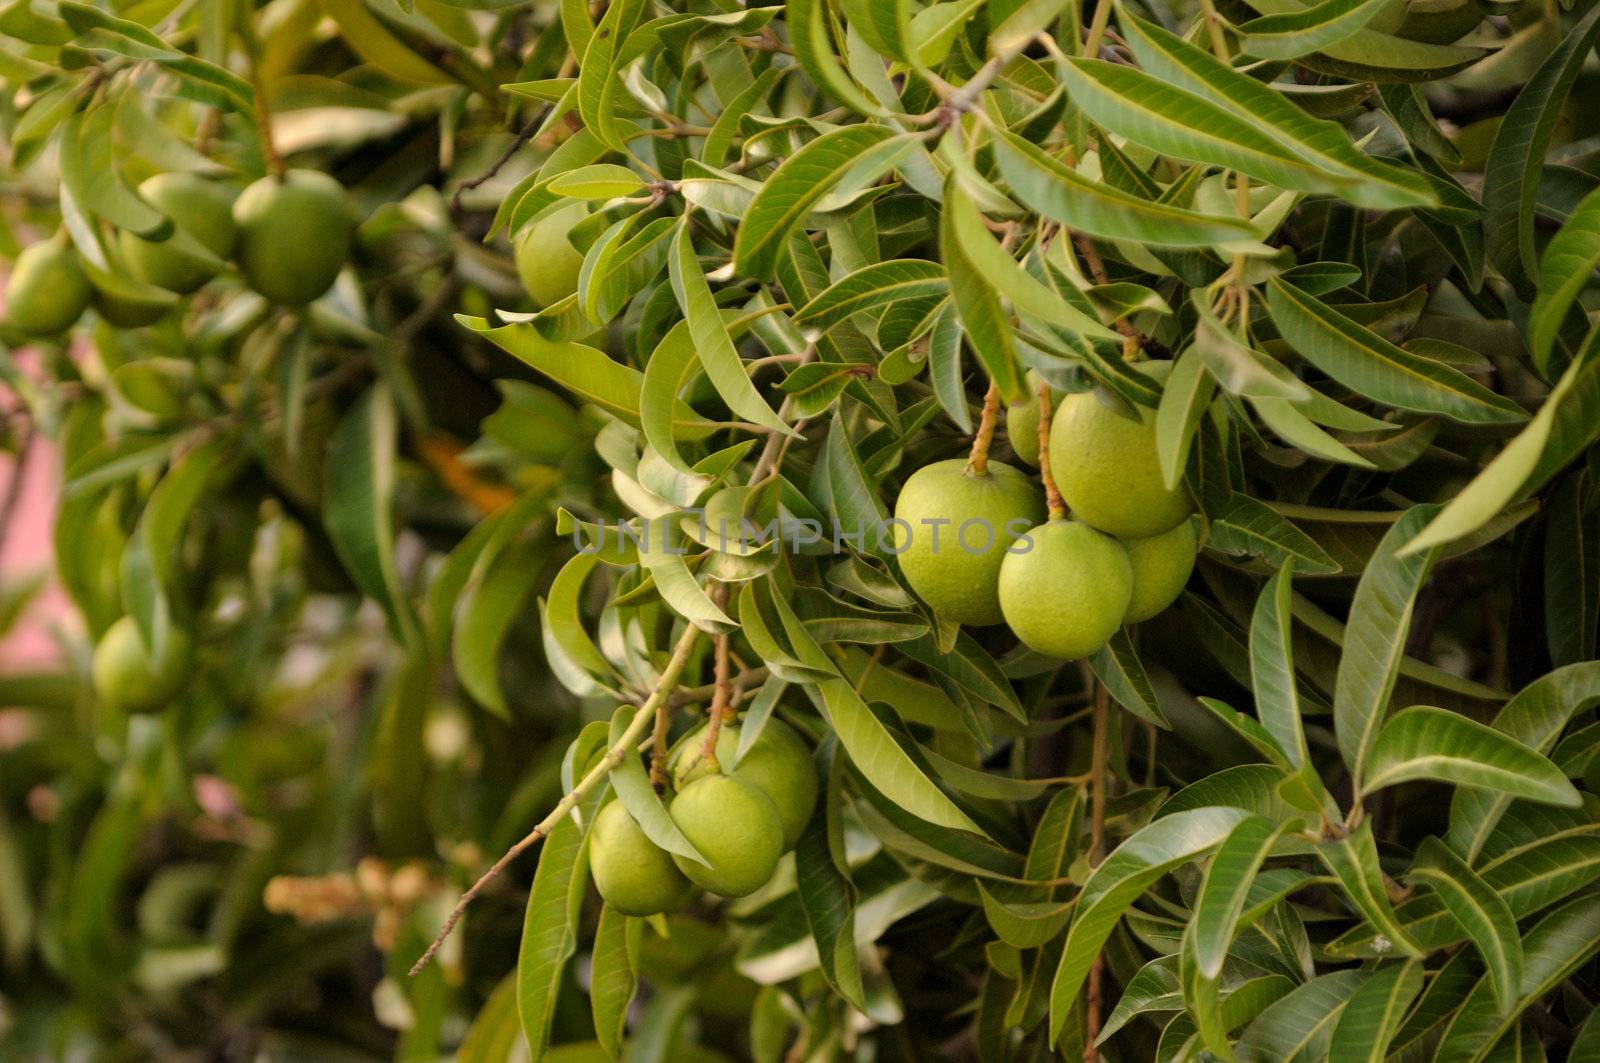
[410,621,703,975]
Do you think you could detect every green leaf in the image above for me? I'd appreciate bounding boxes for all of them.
[1333,504,1439,784]
[1156,346,1215,491]
[939,180,1022,402]
[1318,820,1422,957]
[590,907,640,1060]
[1057,58,1360,199]
[669,221,793,436]
[1545,472,1600,667]
[1483,3,1600,296]
[1248,563,1321,798]
[453,538,548,720]
[1252,396,1376,468]
[607,721,709,866]
[1448,662,1600,860]
[1266,279,1526,425]
[1193,291,1312,402]
[838,0,911,62]
[1189,816,1284,980]
[1229,0,1480,81]
[1404,338,1600,554]
[977,884,1074,949]
[1432,894,1600,1062]
[576,0,646,151]
[458,975,521,1063]
[771,590,983,832]
[459,316,714,437]
[516,809,589,1056]
[1206,492,1341,575]
[793,259,947,333]
[1408,838,1521,1013]
[733,125,908,279]
[126,437,223,661]
[946,184,1119,343]
[59,109,167,237]
[1239,0,1399,60]
[637,520,736,634]
[1117,12,1435,209]
[1049,807,1251,1044]
[548,164,647,200]
[795,793,869,1008]
[1325,960,1423,1063]
[819,675,983,833]
[1362,706,1581,807]
[1528,190,1600,377]
[325,386,420,649]
[1236,970,1366,1062]
[786,0,881,117]
[1088,629,1169,728]
[60,2,256,112]
[990,128,1258,248]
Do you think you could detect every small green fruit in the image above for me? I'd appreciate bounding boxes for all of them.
[999,520,1132,660]
[672,720,818,849]
[120,173,237,294]
[514,202,589,308]
[1049,369,1192,538]
[1122,519,1199,623]
[893,458,1045,626]
[669,774,785,898]
[233,170,355,304]
[589,799,694,916]
[91,615,193,714]
[92,286,170,328]
[4,237,90,336]
[1007,371,1058,467]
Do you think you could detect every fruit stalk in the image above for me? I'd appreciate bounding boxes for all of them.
[697,604,735,773]
[410,621,704,976]
[965,379,1002,476]
[239,20,285,178]
[1035,379,1065,521]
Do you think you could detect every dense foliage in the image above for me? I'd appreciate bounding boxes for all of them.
[5,0,1600,1058]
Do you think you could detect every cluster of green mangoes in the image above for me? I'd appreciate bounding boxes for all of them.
[895,363,1198,661]
[2,169,356,336]
[590,719,818,916]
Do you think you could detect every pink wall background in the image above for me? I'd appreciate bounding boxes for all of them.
[1,350,70,672]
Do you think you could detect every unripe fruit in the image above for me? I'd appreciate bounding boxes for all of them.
[92,283,171,328]
[233,170,355,304]
[589,799,694,916]
[91,615,193,714]
[514,201,589,307]
[999,520,1132,660]
[672,720,818,849]
[1006,371,1057,467]
[669,774,785,898]
[1122,519,1199,623]
[4,237,91,336]
[892,459,1045,626]
[119,173,237,294]
[1049,371,1192,538]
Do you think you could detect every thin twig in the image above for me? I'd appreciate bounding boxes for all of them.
[451,110,548,216]
[966,380,1002,476]
[410,622,703,975]
[698,589,735,771]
